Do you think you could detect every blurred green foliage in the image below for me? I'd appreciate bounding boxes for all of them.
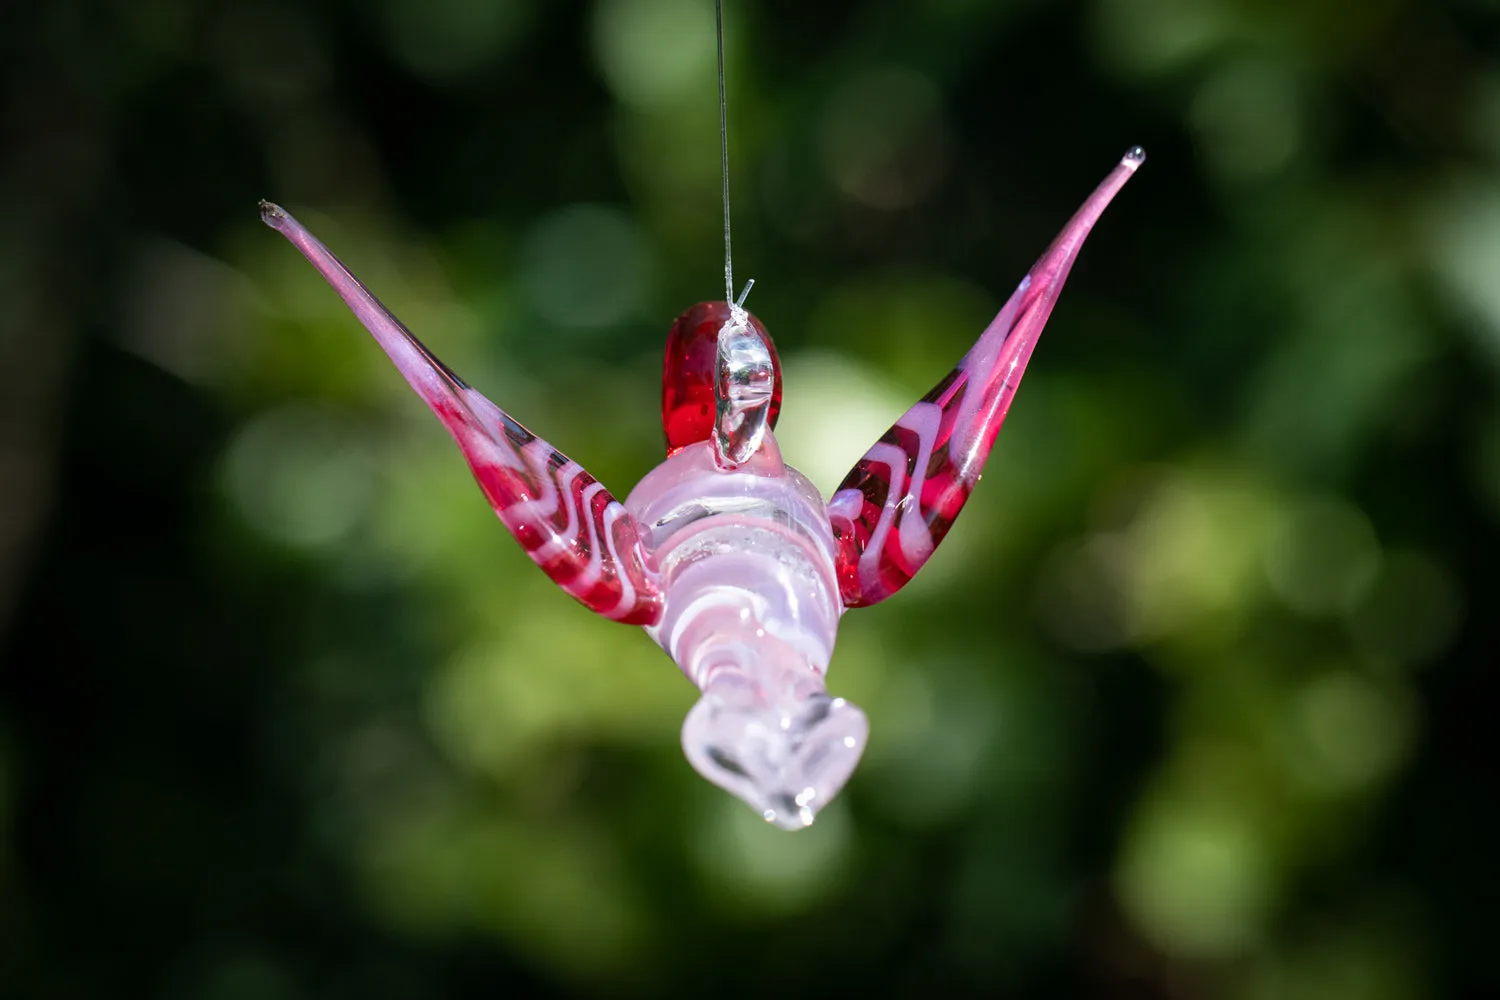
[3,0,1499,997]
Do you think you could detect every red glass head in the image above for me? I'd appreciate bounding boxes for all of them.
[662,302,782,455]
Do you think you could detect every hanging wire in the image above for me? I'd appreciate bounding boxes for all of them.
[715,0,735,305]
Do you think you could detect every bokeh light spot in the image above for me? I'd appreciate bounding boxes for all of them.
[1093,0,1232,77]
[1263,496,1381,617]
[592,0,715,111]
[1117,792,1272,958]
[1426,180,1500,365]
[1288,671,1414,796]
[519,204,652,330]
[692,792,854,915]
[1191,58,1304,182]
[222,405,375,549]
[1121,468,1276,652]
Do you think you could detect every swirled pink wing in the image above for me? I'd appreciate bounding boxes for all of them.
[829,149,1144,608]
[261,202,662,626]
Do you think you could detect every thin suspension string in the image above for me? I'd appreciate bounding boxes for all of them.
[715,0,734,305]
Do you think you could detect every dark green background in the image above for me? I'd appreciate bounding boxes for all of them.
[3,0,1498,996]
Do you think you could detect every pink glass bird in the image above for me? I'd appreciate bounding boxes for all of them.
[259,145,1142,829]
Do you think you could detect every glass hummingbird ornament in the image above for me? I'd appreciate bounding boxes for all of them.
[257,145,1141,829]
